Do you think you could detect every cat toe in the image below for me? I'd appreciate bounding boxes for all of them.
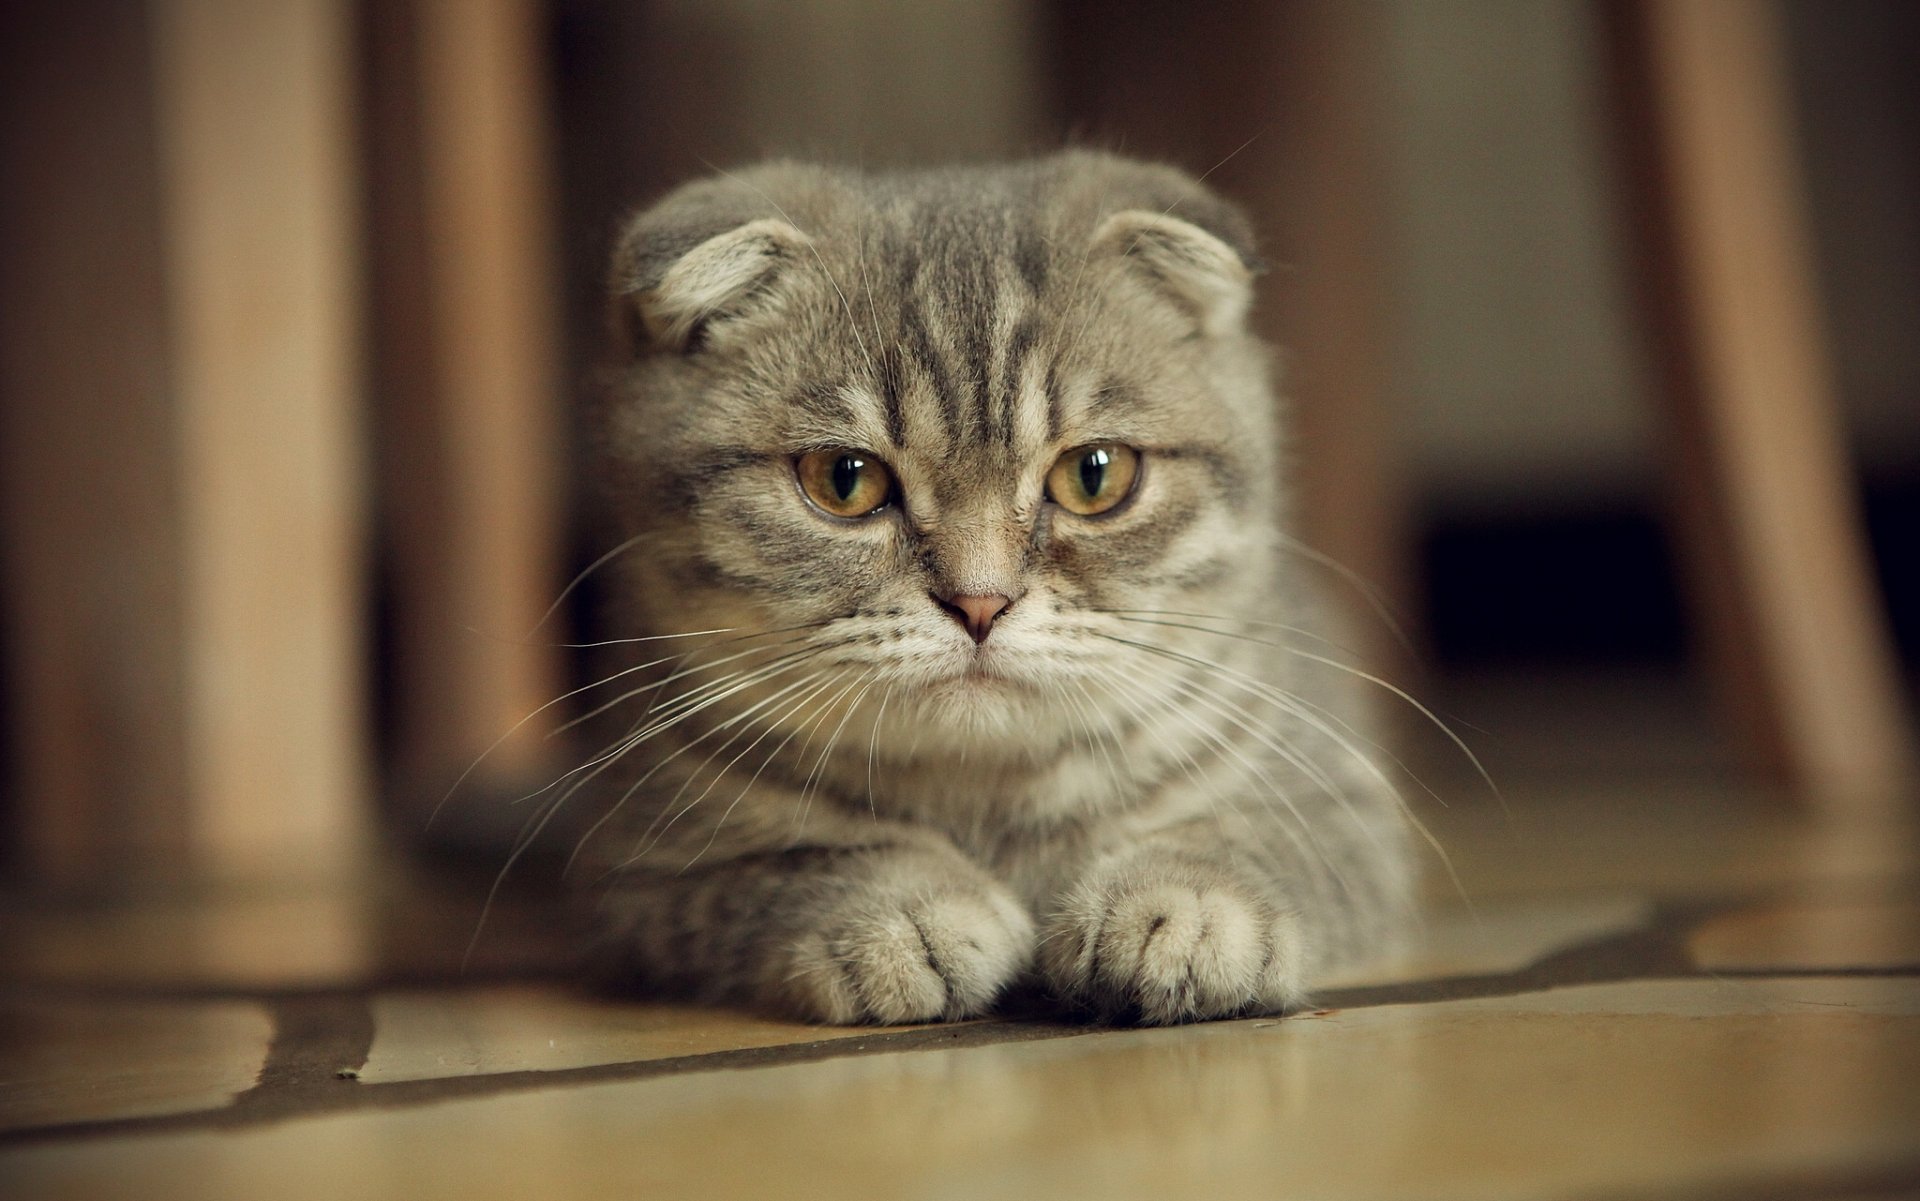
[1041,876,1308,1024]
[783,887,1036,1024]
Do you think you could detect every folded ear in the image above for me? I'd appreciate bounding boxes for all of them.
[610,216,812,354]
[1091,209,1257,338]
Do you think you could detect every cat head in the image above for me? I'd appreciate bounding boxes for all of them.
[597,152,1284,754]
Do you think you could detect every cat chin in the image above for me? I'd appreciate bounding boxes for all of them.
[903,667,1034,707]
[878,668,1105,752]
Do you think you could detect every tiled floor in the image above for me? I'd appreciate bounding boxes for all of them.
[3,779,1917,1199]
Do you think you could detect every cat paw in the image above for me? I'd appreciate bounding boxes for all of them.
[1038,860,1308,1024]
[781,884,1036,1024]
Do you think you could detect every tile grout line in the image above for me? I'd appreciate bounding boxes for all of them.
[230,994,377,1112]
[0,1019,1094,1147]
[5,889,1917,1149]
[1577,1159,1920,1201]
[8,958,1915,1151]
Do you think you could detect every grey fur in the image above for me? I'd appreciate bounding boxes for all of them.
[579,151,1414,1025]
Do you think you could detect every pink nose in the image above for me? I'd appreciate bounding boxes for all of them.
[935,592,1011,644]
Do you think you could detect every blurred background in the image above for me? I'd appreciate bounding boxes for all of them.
[2,0,1915,889]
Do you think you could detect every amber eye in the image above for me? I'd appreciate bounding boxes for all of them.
[1045,444,1140,516]
[796,449,895,518]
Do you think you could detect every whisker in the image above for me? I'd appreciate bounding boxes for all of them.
[1102,611,1497,805]
[786,674,869,845]
[665,671,845,871]
[723,669,857,850]
[457,643,828,967]
[595,660,842,872]
[1095,608,1353,656]
[1096,631,1467,906]
[865,681,897,818]
[1101,612,1444,805]
[1287,647,1499,803]
[659,670,836,820]
[1055,677,1126,798]
[525,532,651,638]
[1274,532,1416,657]
[523,650,837,885]
[798,674,879,812]
[558,634,819,736]
[430,634,755,831]
[552,650,828,800]
[1120,659,1349,883]
[1081,666,1295,882]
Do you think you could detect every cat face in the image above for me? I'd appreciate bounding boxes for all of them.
[599,154,1281,754]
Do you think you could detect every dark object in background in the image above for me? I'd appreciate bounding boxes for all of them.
[1424,485,1918,673]
[1422,506,1687,669]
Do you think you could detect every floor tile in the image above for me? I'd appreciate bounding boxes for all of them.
[1689,894,1920,972]
[1428,786,1920,900]
[6,978,1916,1200]
[0,872,565,992]
[1321,891,1652,987]
[359,986,912,1083]
[0,997,271,1131]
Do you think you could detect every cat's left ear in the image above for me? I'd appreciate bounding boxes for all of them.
[1091,210,1261,338]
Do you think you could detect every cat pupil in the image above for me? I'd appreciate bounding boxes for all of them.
[833,455,862,501]
[1079,448,1109,498]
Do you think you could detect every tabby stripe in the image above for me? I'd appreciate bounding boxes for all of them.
[878,344,907,448]
[1014,228,1049,294]
[901,293,959,445]
[1086,377,1140,421]
[691,447,772,475]
[655,449,774,511]
[962,304,994,445]
[1148,552,1235,592]
[1153,444,1248,503]
[1044,359,1064,443]
[793,380,853,424]
[999,312,1039,448]
[1132,680,1253,801]
[1098,495,1206,572]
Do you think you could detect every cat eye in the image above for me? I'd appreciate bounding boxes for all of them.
[795,449,896,519]
[1045,444,1140,516]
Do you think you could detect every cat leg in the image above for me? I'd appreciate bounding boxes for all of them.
[1034,823,1312,1025]
[595,834,1035,1024]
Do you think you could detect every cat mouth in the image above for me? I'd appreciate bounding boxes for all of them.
[929,646,1020,689]
[952,646,1044,694]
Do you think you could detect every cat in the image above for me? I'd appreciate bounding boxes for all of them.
[570,150,1415,1025]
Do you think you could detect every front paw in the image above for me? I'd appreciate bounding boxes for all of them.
[1038,857,1308,1024]
[781,883,1036,1025]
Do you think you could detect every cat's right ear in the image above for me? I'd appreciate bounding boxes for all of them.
[1090,209,1257,339]
[609,216,811,355]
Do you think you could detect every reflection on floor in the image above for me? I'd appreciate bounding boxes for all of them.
[2,780,1917,1199]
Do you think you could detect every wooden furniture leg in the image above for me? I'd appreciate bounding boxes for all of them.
[1260,1,1414,680]
[1604,0,1917,810]
[364,0,566,832]
[0,0,369,884]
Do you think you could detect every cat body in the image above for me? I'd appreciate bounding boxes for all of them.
[580,151,1413,1024]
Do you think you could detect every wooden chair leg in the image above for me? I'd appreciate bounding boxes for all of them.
[364,0,565,832]
[1260,1,1415,681]
[1603,0,1917,811]
[0,0,369,883]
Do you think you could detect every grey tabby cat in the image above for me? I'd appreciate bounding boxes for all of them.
[577,150,1414,1025]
